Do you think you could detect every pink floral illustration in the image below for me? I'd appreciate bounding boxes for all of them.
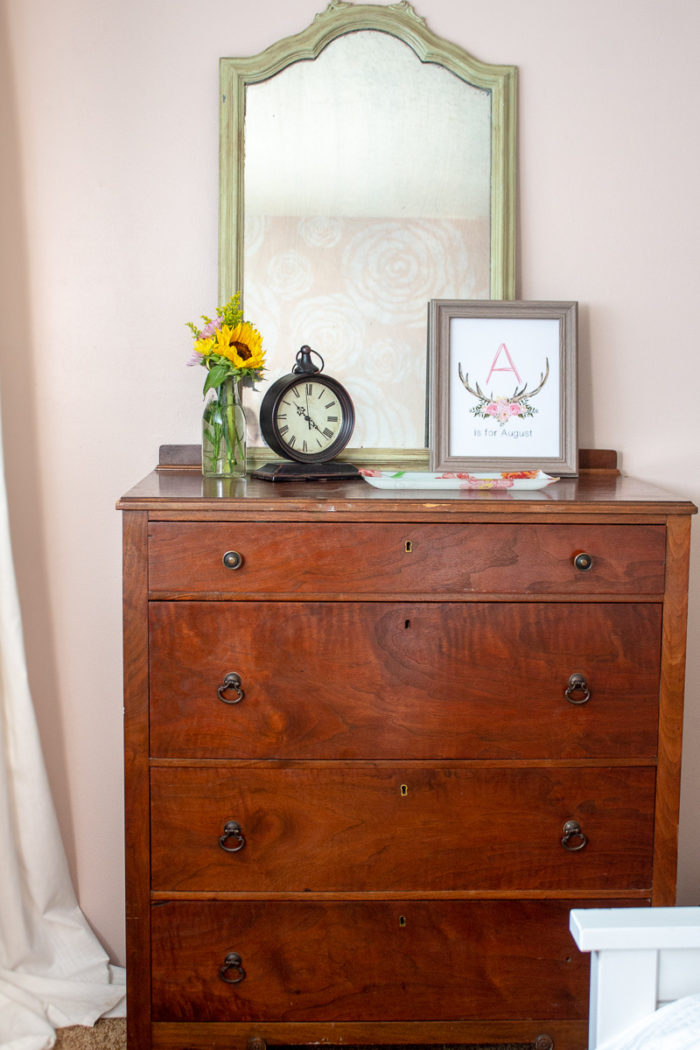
[458,358,550,425]
[458,476,515,489]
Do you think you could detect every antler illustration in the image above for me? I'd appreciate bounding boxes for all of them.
[509,358,550,403]
[457,364,489,404]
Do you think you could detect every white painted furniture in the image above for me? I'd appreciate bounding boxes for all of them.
[570,907,700,1049]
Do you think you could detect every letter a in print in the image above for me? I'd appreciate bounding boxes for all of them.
[485,343,522,386]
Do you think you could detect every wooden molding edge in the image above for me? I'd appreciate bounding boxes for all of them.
[157,445,619,473]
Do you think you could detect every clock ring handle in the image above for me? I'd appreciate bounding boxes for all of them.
[293,345,324,375]
[217,671,244,705]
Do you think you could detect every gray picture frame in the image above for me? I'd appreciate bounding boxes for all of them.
[428,300,578,476]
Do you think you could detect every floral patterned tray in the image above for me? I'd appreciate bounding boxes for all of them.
[359,469,559,491]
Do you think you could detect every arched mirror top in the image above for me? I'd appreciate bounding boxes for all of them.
[219,1,517,464]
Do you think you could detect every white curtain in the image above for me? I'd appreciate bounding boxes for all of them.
[0,395,125,1049]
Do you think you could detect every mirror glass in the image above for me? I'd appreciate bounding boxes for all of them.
[220,4,516,462]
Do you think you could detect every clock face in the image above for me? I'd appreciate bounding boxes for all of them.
[260,372,355,463]
[275,378,345,457]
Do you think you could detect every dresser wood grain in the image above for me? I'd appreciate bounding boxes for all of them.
[118,464,695,1050]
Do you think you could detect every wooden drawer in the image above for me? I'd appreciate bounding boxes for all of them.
[150,765,655,893]
[149,601,661,759]
[150,899,641,1022]
[147,522,666,596]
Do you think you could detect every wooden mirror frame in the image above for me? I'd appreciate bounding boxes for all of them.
[219,0,517,469]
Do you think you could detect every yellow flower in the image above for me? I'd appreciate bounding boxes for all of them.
[215,322,265,370]
[193,336,215,358]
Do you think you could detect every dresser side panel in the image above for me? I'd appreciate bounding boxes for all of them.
[122,510,152,1046]
[654,513,693,903]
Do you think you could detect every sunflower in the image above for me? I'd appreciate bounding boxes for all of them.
[187,294,266,395]
[214,322,265,371]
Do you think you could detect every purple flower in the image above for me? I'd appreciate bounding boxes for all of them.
[200,316,223,338]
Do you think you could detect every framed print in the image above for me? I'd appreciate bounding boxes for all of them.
[428,300,578,475]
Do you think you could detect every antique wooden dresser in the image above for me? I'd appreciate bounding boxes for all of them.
[118,451,695,1050]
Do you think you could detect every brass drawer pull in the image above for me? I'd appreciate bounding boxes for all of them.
[565,672,591,705]
[217,671,244,705]
[219,820,246,853]
[222,550,243,570]
[561,819,588,851]
[573,552,593,572]
[219,952,246,984]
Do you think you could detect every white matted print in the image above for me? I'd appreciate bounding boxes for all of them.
[428,300,578,475]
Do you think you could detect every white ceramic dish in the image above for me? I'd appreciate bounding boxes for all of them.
[359,469,559,491]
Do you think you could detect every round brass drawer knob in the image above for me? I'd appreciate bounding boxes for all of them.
[573,552,593,572]
[222,550,243,570]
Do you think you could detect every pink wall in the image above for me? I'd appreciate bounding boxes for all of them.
[2,0,699,964]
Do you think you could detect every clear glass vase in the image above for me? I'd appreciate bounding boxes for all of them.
[202,376,247,478]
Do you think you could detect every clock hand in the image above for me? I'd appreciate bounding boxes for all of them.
[294,401,323,434]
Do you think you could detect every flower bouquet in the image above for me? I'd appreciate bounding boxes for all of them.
[188,293,266,477]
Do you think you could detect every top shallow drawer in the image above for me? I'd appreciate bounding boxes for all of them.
[147,522,666,595]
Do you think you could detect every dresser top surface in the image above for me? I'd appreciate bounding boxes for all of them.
[117,466,697,520]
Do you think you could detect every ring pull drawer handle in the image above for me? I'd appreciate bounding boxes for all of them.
[217,672,244,705]
[561,819,588,852]
[573,552,594,572]
[219,820,246,853]
[219,952,246,984]
[565,672,591,705]
[222,550,243,570]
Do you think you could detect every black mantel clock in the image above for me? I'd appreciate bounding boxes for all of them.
[252,346,361,481]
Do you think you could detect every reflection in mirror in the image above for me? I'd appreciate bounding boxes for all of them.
[244,32,490,449]
[220,3,516,461]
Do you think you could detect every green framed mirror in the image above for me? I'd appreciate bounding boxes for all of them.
[220,1,517,467]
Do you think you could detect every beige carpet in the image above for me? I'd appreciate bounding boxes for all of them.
[52,1023,531,1050]
[54,1019,125,1049]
